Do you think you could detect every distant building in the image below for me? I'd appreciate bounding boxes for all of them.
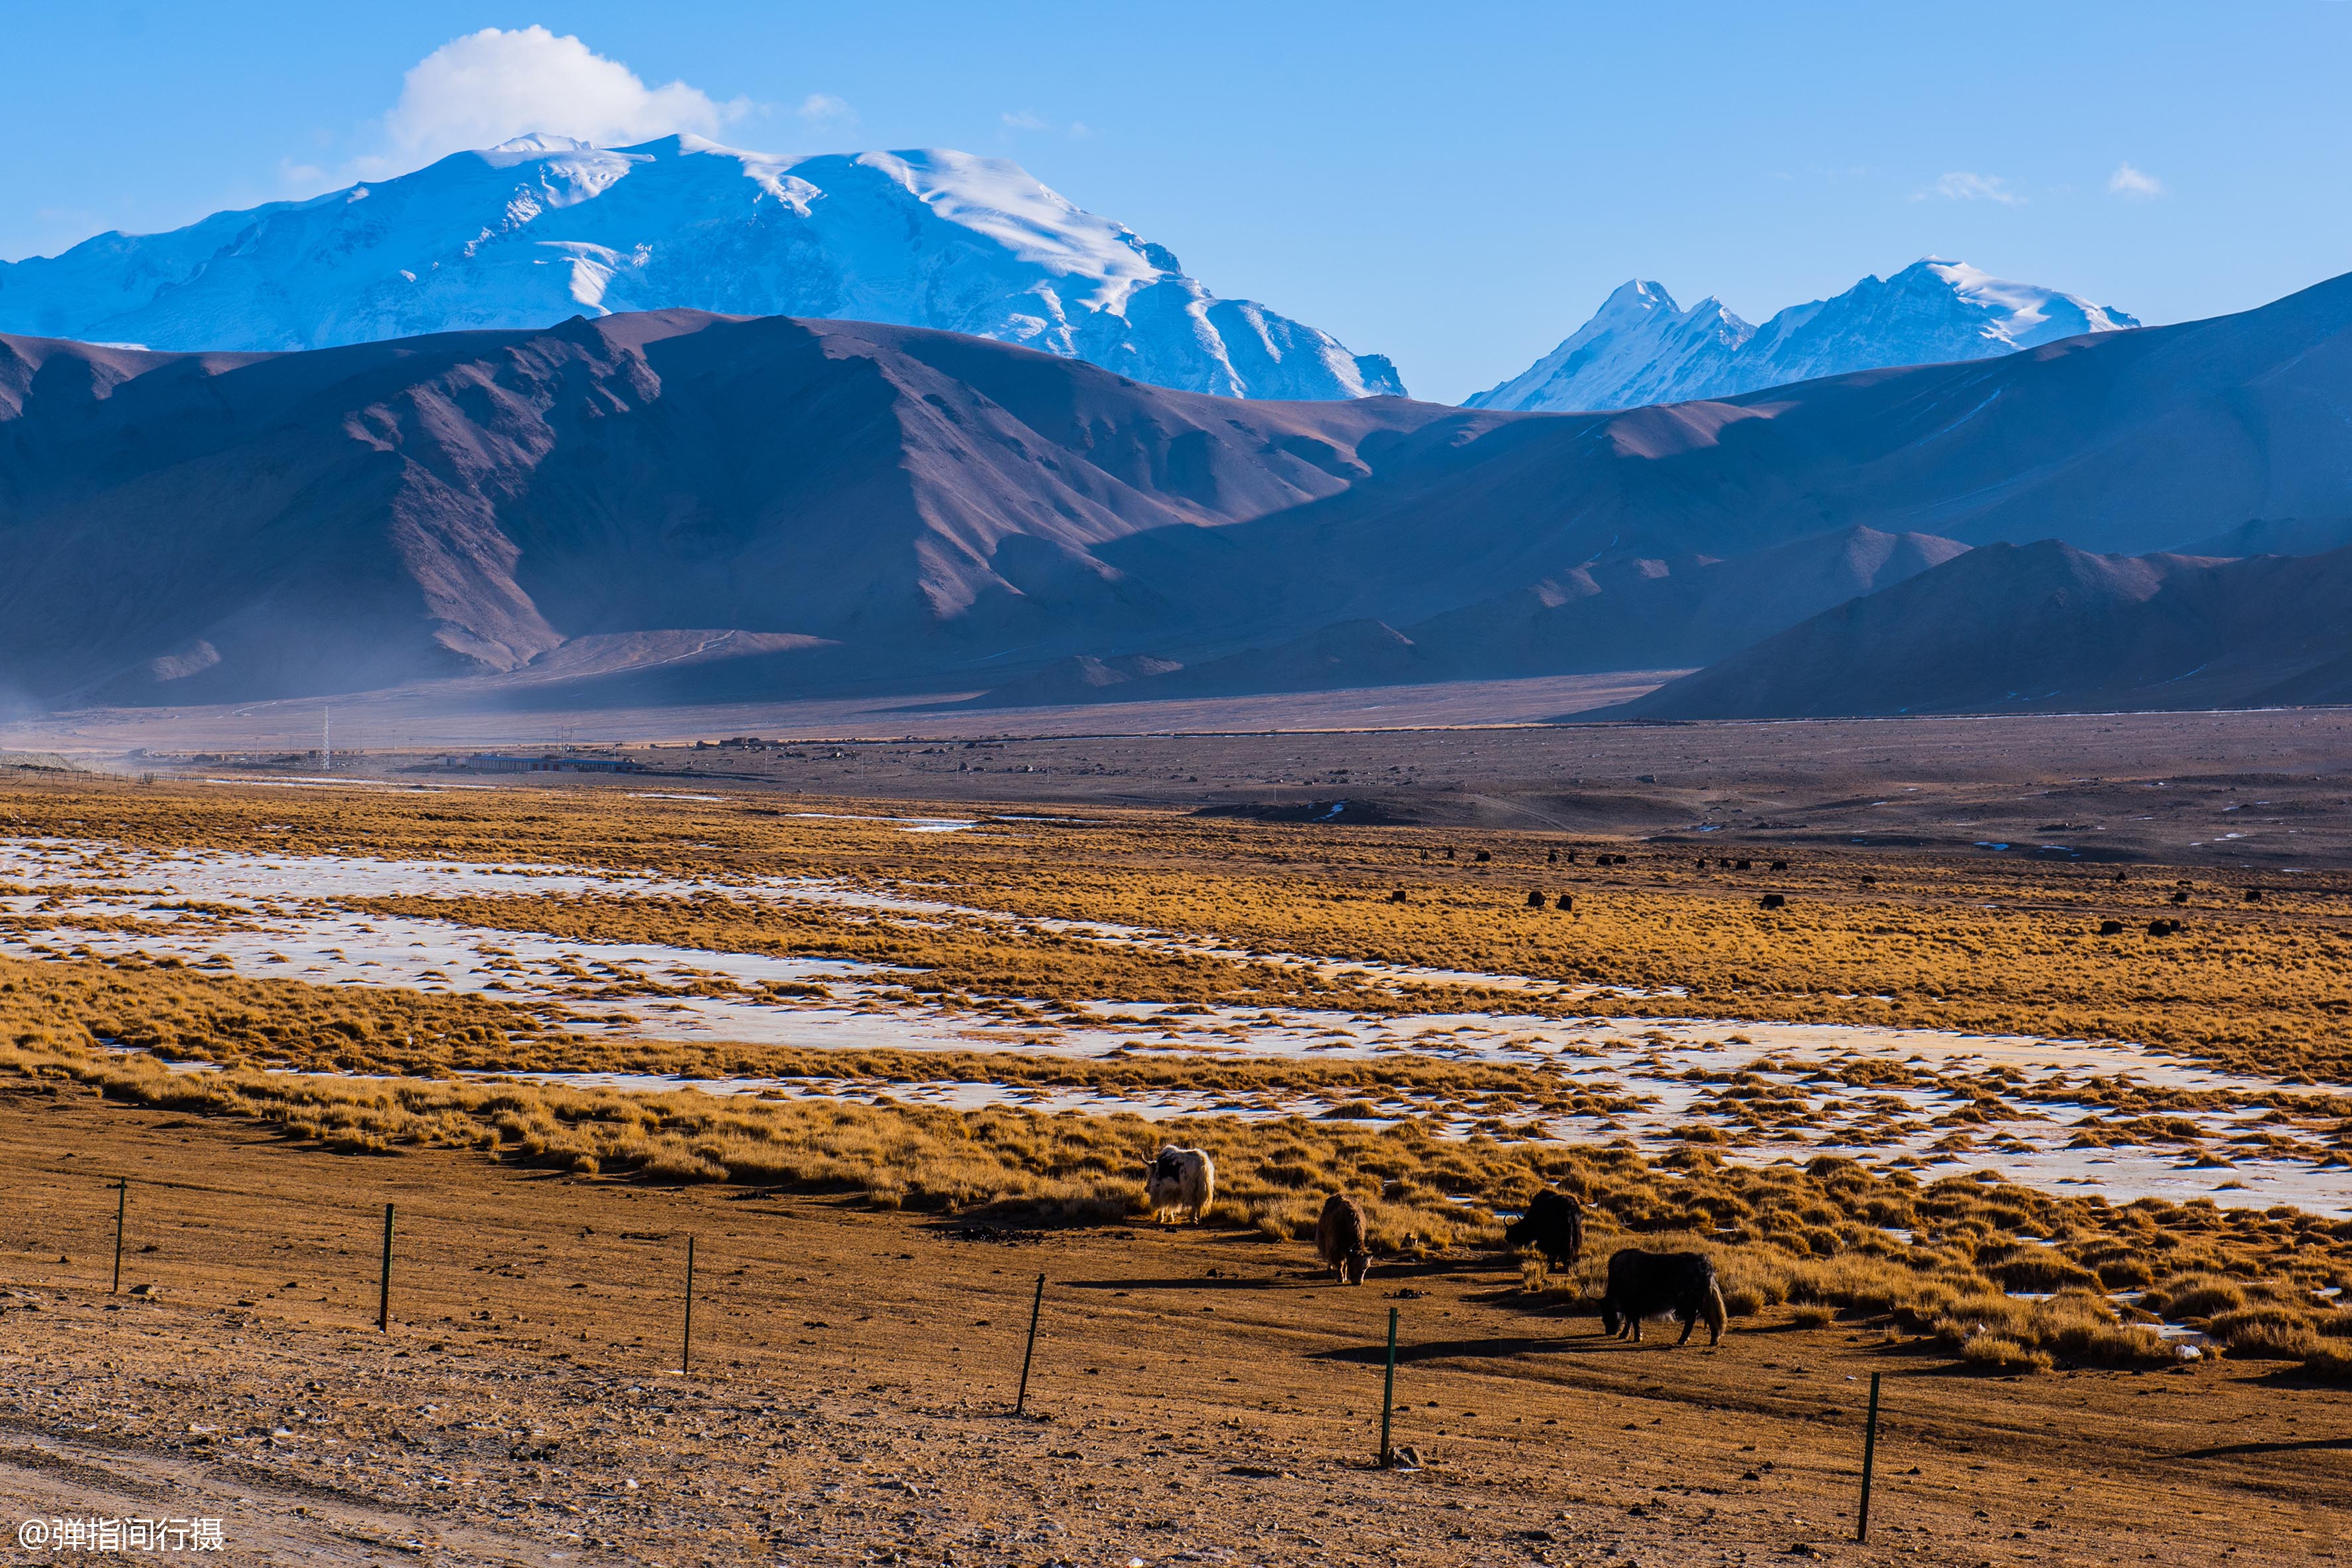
[444,753,643,774]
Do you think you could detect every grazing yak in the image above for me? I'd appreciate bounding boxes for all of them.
[1599,1248,1727,1347]
[1314,1195,1372,1284]
[1142,1145,1215,1224]
[1502,1190,1585,1269]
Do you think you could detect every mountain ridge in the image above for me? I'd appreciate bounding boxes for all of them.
[1615,540,2352,720]
[0,134,1402,402]
[5,265,2352,715]
[1470,259,2138,413]
[963,524,1972,706]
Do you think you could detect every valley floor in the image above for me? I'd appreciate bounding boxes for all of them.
[0,765,2347,1565]
[19,697,2352,866]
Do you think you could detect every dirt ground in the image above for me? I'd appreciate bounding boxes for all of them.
[3,1085,2346,1567]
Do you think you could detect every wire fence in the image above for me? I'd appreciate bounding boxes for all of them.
[0,1161,2342,1551]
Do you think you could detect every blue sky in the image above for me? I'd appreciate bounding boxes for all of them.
[3,1,2348,402]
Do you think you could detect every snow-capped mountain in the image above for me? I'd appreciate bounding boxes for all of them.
[1470,259,2138,412]
[0,133,1404,402]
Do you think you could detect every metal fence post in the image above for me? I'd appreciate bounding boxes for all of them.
[682,1235,696,1373]
[1857,1370,1883,1542]
[1014,1273,1045,1415]
[110,1178,127,1295]
[376,1203,394,1331]
[1379,1306,1399,1467]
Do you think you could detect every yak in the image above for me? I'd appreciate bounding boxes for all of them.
[1142,1145,1215,1224]
[1598,1248,1727,1347]
[1314,1195,1372,1284]
[1501,1190,1585,1269]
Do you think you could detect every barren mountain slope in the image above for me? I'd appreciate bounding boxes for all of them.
[5,268,2352,712]
[1128,268,2352,646]
[1620,539,2352,718]
[0,313,1456,707]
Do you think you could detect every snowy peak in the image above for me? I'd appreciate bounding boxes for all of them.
[1908,258,2138,343]
[1593,279,1684,321]
[0,135,1401,402]
[1472,259,2138,412]
[1469,281,1755,414]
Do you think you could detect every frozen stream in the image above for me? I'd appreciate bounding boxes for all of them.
[4,835,2347,1216]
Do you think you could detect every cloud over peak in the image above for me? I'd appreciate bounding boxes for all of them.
[2108,162,2166,199]
[372,27,752,173]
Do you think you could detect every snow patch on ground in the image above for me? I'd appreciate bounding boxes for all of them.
[4,836,2344,1216]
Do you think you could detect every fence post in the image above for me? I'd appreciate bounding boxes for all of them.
[1014,1273,1045,1416]
[111,1178,127,1295]
[376,1203,394,1332]
[682,1235,696,1373]
[1378,1306,1399,1467]
[1856,1370,1882,1543]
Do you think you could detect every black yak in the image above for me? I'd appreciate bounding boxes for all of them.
[1598,1249,1727,1347]
[1502,1190,1585,1269]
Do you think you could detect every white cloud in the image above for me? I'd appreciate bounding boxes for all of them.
[1000,109,1050,131]
[797,92,854,125]
[1067,121,1095,140]
[367,27,751,174]
[2108,161,2165,199]
[1921,171,2023,205]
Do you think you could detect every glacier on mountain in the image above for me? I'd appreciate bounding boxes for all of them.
[0,133,1403,402]
[1469,259,2138,413]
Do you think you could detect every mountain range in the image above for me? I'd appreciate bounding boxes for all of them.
[969,525,1970,706]
[1620,540,2352,719]
[1469,260,2139,413]
[3,264,2350,718]
[0,134,1402,402]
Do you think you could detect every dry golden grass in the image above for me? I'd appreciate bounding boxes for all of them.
[343,888,1516,1016]
[0,952,1636,1113]
[7,775,2349,1079]
[7,1016,2350,1380]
